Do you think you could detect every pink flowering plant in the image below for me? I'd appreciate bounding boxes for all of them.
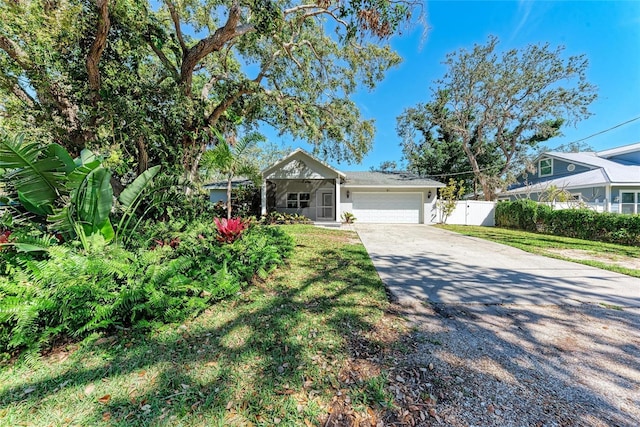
[214,217,248,244]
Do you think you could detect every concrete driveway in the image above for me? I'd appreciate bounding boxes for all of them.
[355,224,640,307]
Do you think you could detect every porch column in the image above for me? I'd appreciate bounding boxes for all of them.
[261,180,267,215]
[605,186,611,212]
[335,176,340,222]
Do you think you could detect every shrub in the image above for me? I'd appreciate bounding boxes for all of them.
[260,212,312,225]
[496,200,640,246]
[0,222,293,360]
[341,212,356,224]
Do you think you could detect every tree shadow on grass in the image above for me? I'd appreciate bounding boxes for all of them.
[0,228,390,426]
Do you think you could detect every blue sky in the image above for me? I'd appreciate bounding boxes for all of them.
[271,0,640,171]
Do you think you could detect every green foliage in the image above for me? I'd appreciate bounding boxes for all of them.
[0,133,68,216]
[0,223,293,359]
[0,133,162,248]
[437,179,465,224]
[0,0,419,182]
[203,132,262,219]
[538,185,572,203]
[260,212,312,225]
[496,201,640,245]
[399,36,597,200]
[341,212,357,224]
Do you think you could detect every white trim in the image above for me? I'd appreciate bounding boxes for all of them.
[538,157,553,177]
[260,181,267,215]
[286,192,311,209]
[316,188,335,220]
[262,148,345,178]
[342,184,444,188]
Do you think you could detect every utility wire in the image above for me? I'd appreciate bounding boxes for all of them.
[557,114,640,146]
[421,115,640,179]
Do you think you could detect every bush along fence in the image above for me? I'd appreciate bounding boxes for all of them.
[496,199,640,246]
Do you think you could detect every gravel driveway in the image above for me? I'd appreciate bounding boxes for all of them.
[355,224,640,426]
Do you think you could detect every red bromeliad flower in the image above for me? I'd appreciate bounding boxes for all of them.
[0,229,11,249]
[214,217,247,244]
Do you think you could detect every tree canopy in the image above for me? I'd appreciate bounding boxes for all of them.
[398,36,597,200]
[0,0,422,187]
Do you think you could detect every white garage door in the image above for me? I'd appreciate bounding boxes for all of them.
[352,192,422,223]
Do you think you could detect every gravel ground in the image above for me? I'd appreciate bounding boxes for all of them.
[377,301,640,426]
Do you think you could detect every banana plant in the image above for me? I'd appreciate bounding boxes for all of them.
[0,133,160,248]
[0,133,73,216]
[114,164,161,244]
[49,152,115,242]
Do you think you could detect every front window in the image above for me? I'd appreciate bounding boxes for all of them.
[538,158,553,177]
[287,192,310,208]
[620,192,639,214]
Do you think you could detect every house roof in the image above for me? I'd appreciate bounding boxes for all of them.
[204,177,255,190]
[540,152,640,183]
[597,141,640,158]
[205,149,446,189]
[503,169,610,195]
[343,171,445,187]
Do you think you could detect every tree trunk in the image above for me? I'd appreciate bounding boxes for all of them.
[136,136,149,175]
[226,176,232,219]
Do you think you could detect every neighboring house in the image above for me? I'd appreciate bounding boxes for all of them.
[207,148,445,224]
[205,177,254,204]
[502,142,640,214]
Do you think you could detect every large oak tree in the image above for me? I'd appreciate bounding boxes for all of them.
[398,36,597,200]
[0,0,421,186]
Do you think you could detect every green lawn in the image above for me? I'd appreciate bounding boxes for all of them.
[0,225,398,426]
[438,225,640,278]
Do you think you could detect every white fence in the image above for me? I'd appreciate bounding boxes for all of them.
[539,201,607,213]
[440,200,496,226]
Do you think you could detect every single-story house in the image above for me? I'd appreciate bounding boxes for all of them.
[501,142,640,214]
[205,177,255,204]
[208,148,445,224]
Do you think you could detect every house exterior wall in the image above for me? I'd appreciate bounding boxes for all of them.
[611,186,640,214]
[209,189,228,203]
[517,157,592,186]
[506,186,607,203]
[608,152,640,164]
[268,179,335,220]
[339,187,438,224]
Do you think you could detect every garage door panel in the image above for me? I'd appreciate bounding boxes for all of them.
[352,192,421,223]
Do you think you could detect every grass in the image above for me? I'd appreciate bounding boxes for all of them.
[438,224,640,278]
[0,225,397,426]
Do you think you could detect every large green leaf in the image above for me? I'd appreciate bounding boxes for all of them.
[0,133,67,216]
[118,165,161,208]
[45,143,76,174]
[75,167,113,236]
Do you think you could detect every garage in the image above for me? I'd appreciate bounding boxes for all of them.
[352,192,422,223]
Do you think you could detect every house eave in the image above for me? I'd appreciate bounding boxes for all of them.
[343,184,445,188]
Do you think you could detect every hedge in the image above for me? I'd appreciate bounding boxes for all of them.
[495,200,640,246]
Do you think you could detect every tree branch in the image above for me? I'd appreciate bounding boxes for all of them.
[206,86,252,127]
[10,81,36,108]
[180,3,255,95]
[165,0,187,53]
[86,0,111,100]
[145,32,180,81]
[0,34,33,70]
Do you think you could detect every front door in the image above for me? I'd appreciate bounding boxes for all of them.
[317,190,334,220]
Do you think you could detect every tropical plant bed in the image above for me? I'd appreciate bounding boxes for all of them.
[437,225,640,278]
[0,226,406,426]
